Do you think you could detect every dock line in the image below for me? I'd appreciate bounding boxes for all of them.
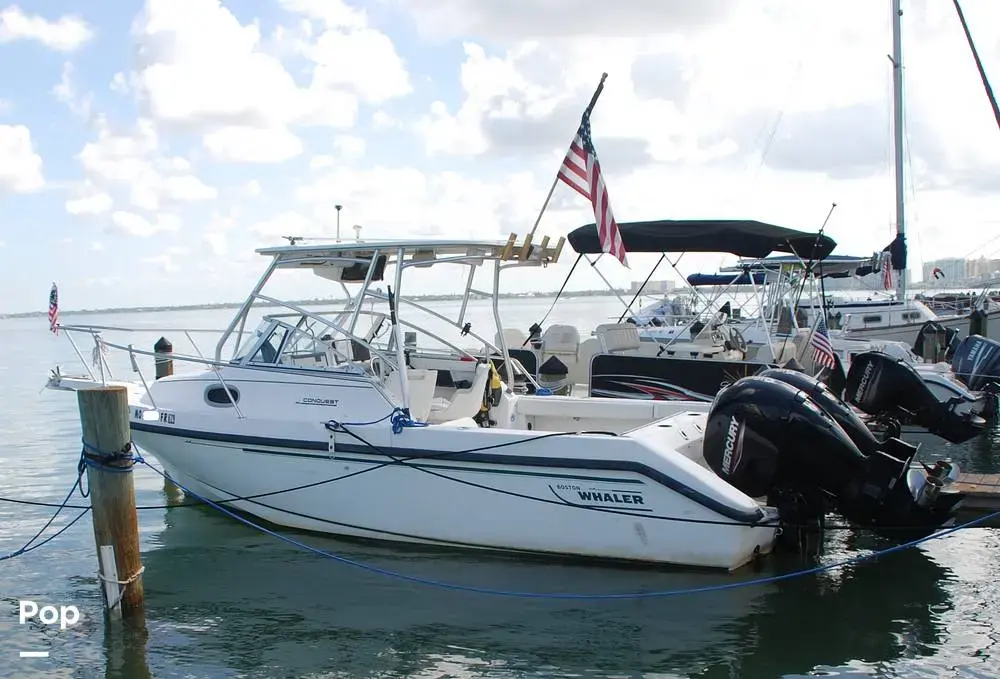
[130,452,1000,601]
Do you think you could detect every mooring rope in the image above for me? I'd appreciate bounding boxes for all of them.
[128,451,1000,601]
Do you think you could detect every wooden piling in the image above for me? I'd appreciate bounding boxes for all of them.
[77,386,145,617]
[153,337,173,379]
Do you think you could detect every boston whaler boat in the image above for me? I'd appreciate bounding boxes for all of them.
[49,233,968,570]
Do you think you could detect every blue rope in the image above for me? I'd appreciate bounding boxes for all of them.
[135,456,1000,600]
[325,407,428,436]
[1,452,87,562]
[1,441,146,562]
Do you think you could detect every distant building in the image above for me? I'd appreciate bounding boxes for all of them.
[966,256,1000,281]
[631,279,676,295]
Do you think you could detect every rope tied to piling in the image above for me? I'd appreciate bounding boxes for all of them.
[97,565,146,611]
[79,439,145,473]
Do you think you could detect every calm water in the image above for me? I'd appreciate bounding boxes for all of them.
[1,296,999,678]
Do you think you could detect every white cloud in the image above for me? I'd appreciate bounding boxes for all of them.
[306,28,411,103]
[129,0,359,155]
[309,134,366,169]
[90,241,104,251]
[397,0,735,40]
[66,185,113,215]
[242,179,262,196]
[52,61,93,119]
[0,5,94,51]
[0,124,44,193]
[277,0,367,29]
[203,125,304,164]
[111,210,181,237]
[334,134,366,160]
[202,209,240,255]
[75,117,216,212]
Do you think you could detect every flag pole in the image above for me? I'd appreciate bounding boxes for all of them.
[526,73,609,242]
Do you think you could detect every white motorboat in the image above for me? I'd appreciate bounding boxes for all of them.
[48,234,965,571]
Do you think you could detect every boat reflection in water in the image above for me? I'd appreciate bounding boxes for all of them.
[126,503,956,679]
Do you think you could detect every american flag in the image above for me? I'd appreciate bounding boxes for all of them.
[881,251,893,289]
[810,315,837,370]
[48,283,59,335]
[557,114,628,267]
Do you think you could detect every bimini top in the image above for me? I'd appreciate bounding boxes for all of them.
[722,254,878,279]
[686,272,768,287]
[567,219,837,260]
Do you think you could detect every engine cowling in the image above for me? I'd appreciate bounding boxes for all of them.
[844,351,988,443]
[703,374,964,541]
[703,376,869,500]
[951,334,1000,392]
[757,368,882,457]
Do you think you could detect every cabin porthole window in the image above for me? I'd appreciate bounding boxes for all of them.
[205,384,240,407]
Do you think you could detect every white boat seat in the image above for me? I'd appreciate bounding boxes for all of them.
[496,328,527,349]
[384,368,437,423]
[541,324,580,356]
[594,323,642,353]
[427,362,491,424]
[435,417,479,428]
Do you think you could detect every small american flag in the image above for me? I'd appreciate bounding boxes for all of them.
[881,251,893,290]
[557,114,628,267]
[48,283,59,335]
[810,315,836,370]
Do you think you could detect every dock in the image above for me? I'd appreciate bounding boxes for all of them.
[954,473,1000,527]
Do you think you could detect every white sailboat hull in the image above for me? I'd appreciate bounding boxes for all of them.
[842,311,1000,345]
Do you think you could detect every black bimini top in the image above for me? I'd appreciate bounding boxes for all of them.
[567,219,837,260]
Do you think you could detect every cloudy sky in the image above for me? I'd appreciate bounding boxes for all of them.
[2,0,1000,313]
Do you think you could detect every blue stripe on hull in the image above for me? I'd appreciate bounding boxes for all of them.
[130,421,765,524]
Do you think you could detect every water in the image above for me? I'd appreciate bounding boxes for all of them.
[1,296,999,678]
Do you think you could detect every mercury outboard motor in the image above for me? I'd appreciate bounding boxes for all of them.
[844,351,988,444]
[757,368,883,457]
[703,376,963,550]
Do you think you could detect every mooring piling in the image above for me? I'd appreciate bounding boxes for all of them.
[152,337,181,497]
[153,336,173,379]
[77,385,145,618]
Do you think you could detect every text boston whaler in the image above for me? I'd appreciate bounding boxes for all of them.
[48,234,967,571]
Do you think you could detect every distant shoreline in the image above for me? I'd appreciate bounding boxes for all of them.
[0,288,629,319]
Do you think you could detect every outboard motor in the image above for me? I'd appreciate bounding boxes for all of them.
[758,368,884,457]
[844,351,989,444]
[950,334,1000,392]
[703,376,963,553]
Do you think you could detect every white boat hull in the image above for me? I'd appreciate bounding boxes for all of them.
[93,365,780,572]
[135,419,776,570]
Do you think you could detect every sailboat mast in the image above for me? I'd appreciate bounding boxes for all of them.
[891,0,907,300]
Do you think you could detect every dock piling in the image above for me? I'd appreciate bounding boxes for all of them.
[77,386,145,618]
[153,337,173,379]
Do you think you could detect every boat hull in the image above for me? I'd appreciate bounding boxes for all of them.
[843,310,1000,345]
[130,415,777,571]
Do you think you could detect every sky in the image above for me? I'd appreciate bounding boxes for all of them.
[2,0,1000,314]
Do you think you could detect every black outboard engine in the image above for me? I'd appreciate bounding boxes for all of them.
[758,368,886,456]
[844,351,989,444]
[703,376,963,553]
[950,334,1000,392]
